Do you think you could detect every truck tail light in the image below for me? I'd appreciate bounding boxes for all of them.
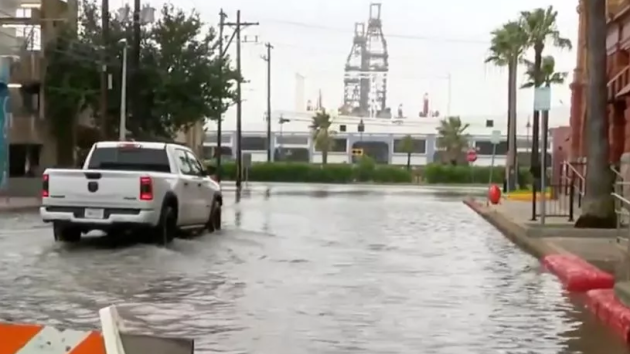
[42,174,49,198]
[139,176,153,201]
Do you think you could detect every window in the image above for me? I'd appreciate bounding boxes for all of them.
[87,146,171,173]
[516,139,531,149]
[474,140,508,155]
[174,149,193,175]
[393,138,426,153]
[204,134,232,144]
[202,146,233,160]
[186,151,205,175]
[276,136,308,145]
[241,137,267,151]
[315,138,347,152]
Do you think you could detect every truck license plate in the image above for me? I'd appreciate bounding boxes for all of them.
[84,208,104,219]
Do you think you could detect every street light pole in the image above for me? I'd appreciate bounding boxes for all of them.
[119,39,128,141]
[216,9,226,181]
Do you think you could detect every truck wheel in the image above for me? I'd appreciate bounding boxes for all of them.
[154,204,176,246]
[207,200,222,232]
[53,223,81,243]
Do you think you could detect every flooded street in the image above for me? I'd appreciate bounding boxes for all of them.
[0,184,628,353]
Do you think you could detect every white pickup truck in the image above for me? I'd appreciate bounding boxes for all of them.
[40,141,222,245]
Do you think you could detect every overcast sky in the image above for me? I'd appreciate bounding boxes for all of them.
[107,0,578,132]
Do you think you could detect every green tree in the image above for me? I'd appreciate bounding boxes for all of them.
[575,0,615,228]
[44,26,100,166]
[436,116,469,165]
[520,6,572,179]
[521,55,568,89]
[400,135,414,170]
[310,110,334,165]
[485,21,528,191]
[43,0,238,165]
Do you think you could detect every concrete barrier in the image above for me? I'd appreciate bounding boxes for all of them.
[0,305,194,354]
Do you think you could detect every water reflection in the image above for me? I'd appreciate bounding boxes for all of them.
[0,185,628,353]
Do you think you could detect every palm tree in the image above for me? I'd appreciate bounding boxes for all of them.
[521,55,568,89]
[575,0,615,228]
[400,135,414,170]
[485,21,528,191]
[520,6,572,185]
[310,110,334,165]
[436,116,470,165]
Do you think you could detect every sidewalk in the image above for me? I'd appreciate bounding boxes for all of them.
[464,198,625,276]
[0,197,41,212]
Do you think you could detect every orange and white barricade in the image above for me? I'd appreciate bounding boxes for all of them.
[0,305,194,354]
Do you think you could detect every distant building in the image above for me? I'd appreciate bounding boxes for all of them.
[203,109,556,167]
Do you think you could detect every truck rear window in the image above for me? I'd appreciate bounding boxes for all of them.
[87,147,171,173]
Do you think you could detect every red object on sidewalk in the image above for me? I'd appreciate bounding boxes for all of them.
[542,254,614,292]
[488,184,501,205]
[586,289,630,342]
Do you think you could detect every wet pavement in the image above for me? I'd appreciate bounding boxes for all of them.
[0,184,629,353]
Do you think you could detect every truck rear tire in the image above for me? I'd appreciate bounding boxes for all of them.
[53,223,82,243]
[154,204,176,246]
[207,200,222,232]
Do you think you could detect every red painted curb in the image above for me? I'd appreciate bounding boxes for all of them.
[542,254,614,292]
[463,198,630,343]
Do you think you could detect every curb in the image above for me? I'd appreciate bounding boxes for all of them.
[462,199,566,260]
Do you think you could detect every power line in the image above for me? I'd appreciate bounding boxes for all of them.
[257,19,490,44]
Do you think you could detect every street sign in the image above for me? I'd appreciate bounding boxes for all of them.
[466,149,477,163]
[534,87,551,111]
[491,130,501,144]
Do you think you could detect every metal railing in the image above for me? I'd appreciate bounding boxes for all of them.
[565,161,586,208]
[612,165,630,231]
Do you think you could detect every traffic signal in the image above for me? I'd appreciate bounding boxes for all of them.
[352,148,363,156]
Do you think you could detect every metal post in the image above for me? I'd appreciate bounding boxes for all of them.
[118,41,128,141]
[487,143,497,205]
[540,110,549,225]
[235,10,243,190]
[216,10,225,182]
[569,175,575,222]
[100,0,110,138]
[265,42,273,162]
[131,0,141,126]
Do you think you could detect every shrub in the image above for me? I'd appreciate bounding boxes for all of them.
[205,161,413,184]
[422,163,532,186]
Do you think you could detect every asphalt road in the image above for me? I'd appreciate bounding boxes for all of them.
[0,184,627,354]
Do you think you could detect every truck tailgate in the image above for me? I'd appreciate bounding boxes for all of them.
[45,169,150,208]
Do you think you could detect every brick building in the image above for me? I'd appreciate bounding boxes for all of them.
[570,0,630,166]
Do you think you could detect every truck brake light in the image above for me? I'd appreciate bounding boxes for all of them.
[42,174,49,198]
[139,176,153,201]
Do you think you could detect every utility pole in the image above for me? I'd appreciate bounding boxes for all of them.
[100,0,109,139]
[131,0,141,134]
[216,9,226,182]
[225,11,259,190]
[262,42,273,162]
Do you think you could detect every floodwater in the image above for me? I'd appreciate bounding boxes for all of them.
[0,184,628,353]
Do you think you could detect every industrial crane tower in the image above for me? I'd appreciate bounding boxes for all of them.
[342,3,390,118]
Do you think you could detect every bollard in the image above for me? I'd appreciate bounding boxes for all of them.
[0,305,194,354]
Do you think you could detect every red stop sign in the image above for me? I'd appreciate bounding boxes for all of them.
[466,150,477,162]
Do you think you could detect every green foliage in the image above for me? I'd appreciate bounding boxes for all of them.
[521,55,567,88]
[423,164,532,187]
[310,110,334,164]
[208,161,413,184]
[44,0,238,149]
[436,116,469,165]
[44,26,100,166]
[485,21,528,67]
